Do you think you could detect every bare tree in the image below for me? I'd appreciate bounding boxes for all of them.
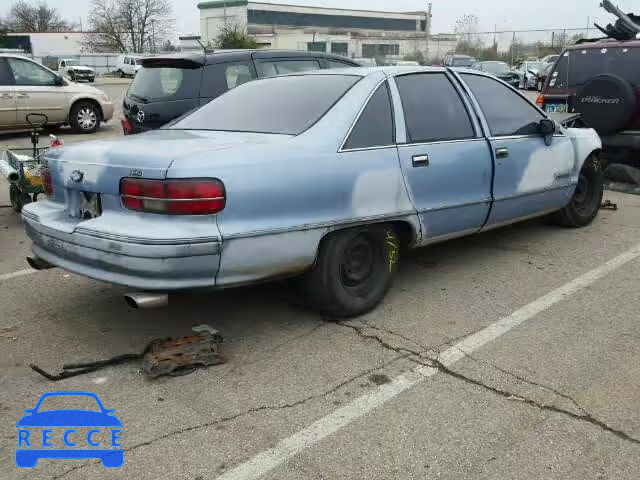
[84,0,172,53]
[7,0,70,32]
[454,14,480,47]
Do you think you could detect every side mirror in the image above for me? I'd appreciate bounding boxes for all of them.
[539,118,556,136]
[54,75,65,86]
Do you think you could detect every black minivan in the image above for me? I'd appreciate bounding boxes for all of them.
[122,49,360,134]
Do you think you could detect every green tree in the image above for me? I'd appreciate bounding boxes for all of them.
[213,23,257,49]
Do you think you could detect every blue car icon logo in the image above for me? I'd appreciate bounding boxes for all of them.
[16,391,123,468]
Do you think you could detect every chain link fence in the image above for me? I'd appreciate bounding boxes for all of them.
[439,28,597,66]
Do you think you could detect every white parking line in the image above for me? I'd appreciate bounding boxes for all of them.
[0,268,37,282]
[216,243,640,480]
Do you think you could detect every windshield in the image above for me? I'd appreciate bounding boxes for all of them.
[128,64,202,103]
[169,74,360,135]
[482,62,511,74]
[452,57,476,67]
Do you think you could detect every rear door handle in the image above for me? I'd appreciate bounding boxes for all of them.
[495,148,509,159]
[412,154,430,167]
[0,93,13,99]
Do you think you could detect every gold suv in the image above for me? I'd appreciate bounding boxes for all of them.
[0,54,114,134]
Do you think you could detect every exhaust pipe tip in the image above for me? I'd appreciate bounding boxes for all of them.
[26,256,55,271]
[123,292,169,310]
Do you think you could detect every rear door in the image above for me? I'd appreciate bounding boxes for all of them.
[7,57,67,125]
[0,58,16,128]
[393,72,494,240]
[460,73,574,227]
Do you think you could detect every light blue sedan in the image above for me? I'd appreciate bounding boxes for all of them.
[22,67,602,317]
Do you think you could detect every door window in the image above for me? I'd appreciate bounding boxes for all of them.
[256,59,321,77]
[200,62,255,98]
[0,59,13,86]
[395,73,475,143]
[7,58,57,86]
[462,73,544,136]
[343,82,394,150]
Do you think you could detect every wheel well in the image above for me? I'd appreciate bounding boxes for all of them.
[321,220,417,250]
[70,98,104,122]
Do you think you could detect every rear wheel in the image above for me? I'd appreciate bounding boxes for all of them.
[118,69,125,78]
[302,225,400,318]
[537,79,543,91]
[9,185,31,213]
[70,101,100,133]
[552,154,603,227]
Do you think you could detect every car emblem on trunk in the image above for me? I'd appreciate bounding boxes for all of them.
[70,170,84,183]
[137,111,145,123]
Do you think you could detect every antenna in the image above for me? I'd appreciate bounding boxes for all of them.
[196,38,211,53]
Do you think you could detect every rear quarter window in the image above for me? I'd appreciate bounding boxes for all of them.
[549,47,640,91]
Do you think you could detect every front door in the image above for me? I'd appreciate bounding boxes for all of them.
[393,72,493,241]
[460,73,574,227]
[7,57,68,126]
[0,58,16,128]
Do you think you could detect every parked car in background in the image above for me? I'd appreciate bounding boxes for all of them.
[541,54,560,64]
[0,54,114,133]
[443,54,477,67]
[121,50,360,135]
[536,63,554,91]
[537,39,640,169]
[516,61,546,89]
[24,67,602,317]
[58,59,95,83]
[393,60,421,66]
[472,61,520,88]
[116,55,142,77]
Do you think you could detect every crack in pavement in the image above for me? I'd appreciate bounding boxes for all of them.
[51,352,409,480]
[329,319,640,447]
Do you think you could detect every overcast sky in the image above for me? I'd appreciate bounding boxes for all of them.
[2,0,636,36]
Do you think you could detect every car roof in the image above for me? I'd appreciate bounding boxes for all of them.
[565,39,640,50]
[288,65,498,80]
[139,50,359,67]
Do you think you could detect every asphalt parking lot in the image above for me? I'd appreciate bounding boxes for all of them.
[1,84,639,480]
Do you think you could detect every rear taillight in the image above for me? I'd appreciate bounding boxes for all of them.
[121,117,133,134]
[41,167,53,195]
[536,94,545,107]
[120,178,226,215]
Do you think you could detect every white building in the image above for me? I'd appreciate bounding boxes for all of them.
[198,1,432,61]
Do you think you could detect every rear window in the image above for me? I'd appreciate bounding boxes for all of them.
[452,57,476,67]
[548,47,640,91]
[169,74,360,135]
[128,63,202,103]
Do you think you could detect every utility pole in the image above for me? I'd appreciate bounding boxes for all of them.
[151,19,156,53]
[586,16,590,38]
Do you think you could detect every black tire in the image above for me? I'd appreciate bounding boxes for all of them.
[522,75,527,90]
[69,101,100,134]
[9,185,31,213]
[69,71,75,82]
[118,69,125,78]
[302,225,400,318]
[552,154,604,227]
[537,79,543,92]
[88,77,95,83]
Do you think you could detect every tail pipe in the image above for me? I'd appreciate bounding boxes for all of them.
[123,292,169,310]
[26,256,55,271]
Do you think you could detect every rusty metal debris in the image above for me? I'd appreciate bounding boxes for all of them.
[30,331,225,381]
[143,332,225,378]
[601,200,619,211]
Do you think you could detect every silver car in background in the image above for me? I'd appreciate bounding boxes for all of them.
[22,67,602,317]
[516,61,547,90]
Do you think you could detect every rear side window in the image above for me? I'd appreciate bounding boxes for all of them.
[326,59,354,69]
[343,82,394,150]
[462,74,543,136]
[170,74,360,135]
[200,61,255,98]
[0,58,13,86]
[395,73,475,143]
[549,47,640,91]
[128,63,202,103]
[256,59,321,77]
